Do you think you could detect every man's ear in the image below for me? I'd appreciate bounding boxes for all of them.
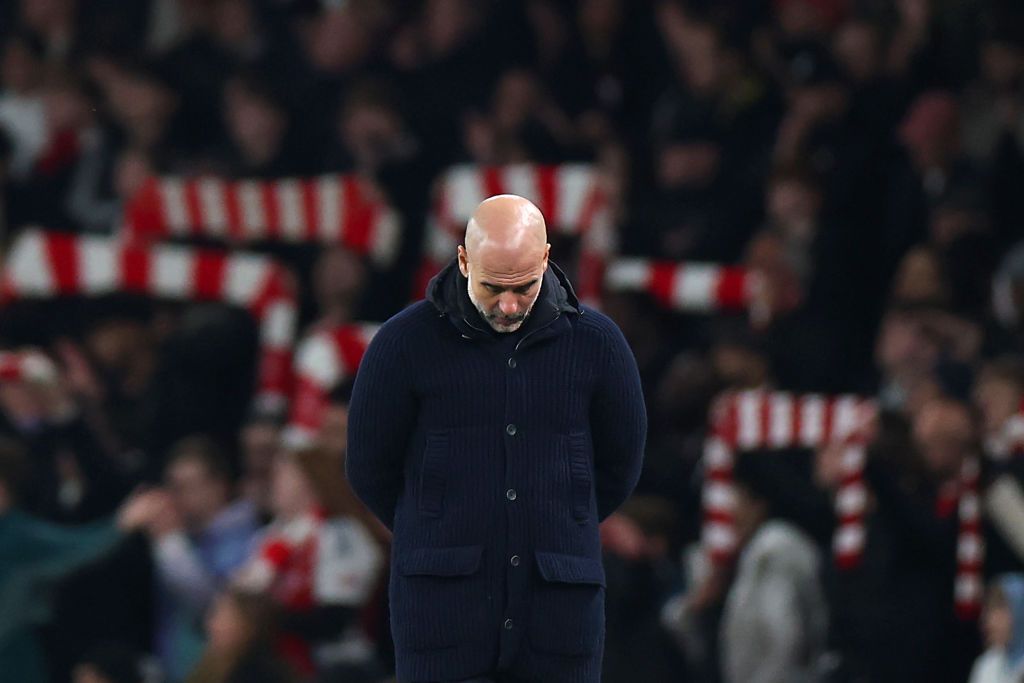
[542,243,551,272]
[458,245,470,278]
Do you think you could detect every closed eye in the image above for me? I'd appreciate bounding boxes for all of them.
[481,279,538,295]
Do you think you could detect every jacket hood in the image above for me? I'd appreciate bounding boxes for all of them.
[426,258,581,339]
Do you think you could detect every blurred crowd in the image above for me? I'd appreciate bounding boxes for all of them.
[5,0,1024,682]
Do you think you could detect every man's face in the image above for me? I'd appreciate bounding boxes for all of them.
[166,457,226,530]
[913,400,973,477]
[458,243,549,333]
[974,375,1022,435]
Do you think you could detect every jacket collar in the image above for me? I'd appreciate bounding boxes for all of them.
[426,258,581,343]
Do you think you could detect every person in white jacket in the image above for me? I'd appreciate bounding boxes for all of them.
[662,452,829,683]
[719,454,830,683]
[970,574,1024,683]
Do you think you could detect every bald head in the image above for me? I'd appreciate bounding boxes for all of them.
[458,195,551,333]
[464,195,548,260]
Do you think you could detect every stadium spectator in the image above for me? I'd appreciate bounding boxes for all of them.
[185,587,294,683]
[0,436,155,683]
[236,446,384,678]
[970,574,1024,683]
[142,436,260,682]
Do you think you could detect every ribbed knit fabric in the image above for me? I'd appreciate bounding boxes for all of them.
[346,261,646,683]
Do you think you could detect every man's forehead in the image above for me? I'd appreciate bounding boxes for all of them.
[470,243,544,274]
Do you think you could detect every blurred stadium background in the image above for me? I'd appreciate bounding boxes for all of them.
[3,0,1024,681]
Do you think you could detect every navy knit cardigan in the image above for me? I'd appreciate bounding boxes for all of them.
[346,260,647,683]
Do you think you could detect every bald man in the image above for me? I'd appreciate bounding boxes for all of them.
[347,195,646,682]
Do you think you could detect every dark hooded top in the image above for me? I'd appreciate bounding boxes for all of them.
[346,259,646,683]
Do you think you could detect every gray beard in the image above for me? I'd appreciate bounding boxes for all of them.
[467,282,535,333]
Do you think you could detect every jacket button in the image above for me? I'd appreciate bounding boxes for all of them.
[504,618,514,630]
[508,357,517,368]
[510,554,520,567]
[506,488,517,501]
[506,424,517,436]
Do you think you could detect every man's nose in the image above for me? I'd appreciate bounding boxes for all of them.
[498,296,519,315]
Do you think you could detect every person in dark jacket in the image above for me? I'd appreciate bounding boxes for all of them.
[346,194,647,683]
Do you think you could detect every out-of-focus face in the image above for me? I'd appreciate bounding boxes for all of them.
[105,71,172,128]
[270,455,314,519]
[339,101,401,162]
[71,664,114,683]
[459,243,547,333]
[166,457,227,531]
[578,0,621,41]
[113,149,154,201]
[306,6,372,72]
[658,142,721,189]
[900,94,961,169]
[913,400,974,478]
[20,0,70,31]
[711,344,770,390]
[891,247,946,305]
[242,421,279,479]
[214,0,255,48]
[223,83,285,160]
[767,178,821,240]
[313,247,366,318]
[875,313,938,377]
[424,0,473,56]
[1,40,39,94]
[0,379,47,427]
[777,0,831,38]
[678,24,721,93]
[493,70,540,132]
[983,587,1013,650]
[974,375,1022,436]
[319,403,348,457]
[981,41,1022,89]
[205,593,249,653]
[833,21,880,84]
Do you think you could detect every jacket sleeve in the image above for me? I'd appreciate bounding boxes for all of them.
[346,323,418,530]
[19,516,123,580]
[728,569,806,683]
[589,319,647,521]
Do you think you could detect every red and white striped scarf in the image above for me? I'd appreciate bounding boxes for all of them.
[604,258,760,314]
[284,322,379,447]
[1,230,298,411]
[953,456,983,620]
[703,390,985,619]
[122,175,402,267]
[702,391,872,565]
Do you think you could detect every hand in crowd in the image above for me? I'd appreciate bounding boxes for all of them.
[115,488,165,532]
[145,490,184,539]
[815,409,878,490]
[685,567,730,613]
[815,441,848,490]
[115,488,181,537]
[0,350,65,426]
[600,513,649,562]
[55,339,105,403]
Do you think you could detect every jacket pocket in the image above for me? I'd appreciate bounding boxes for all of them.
[568,432,592,523]
[419,431,449,518]
[528,551,605,657]
[391,545,490,651]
